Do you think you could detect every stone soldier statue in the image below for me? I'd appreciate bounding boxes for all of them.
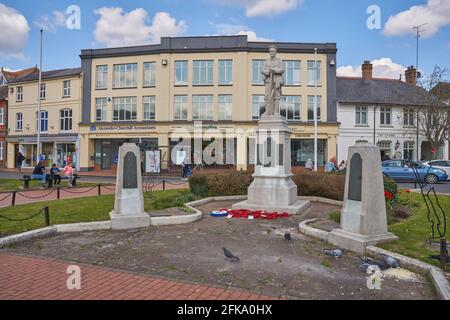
[262,45,285,116]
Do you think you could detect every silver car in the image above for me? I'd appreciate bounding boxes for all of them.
[422,160,450,180]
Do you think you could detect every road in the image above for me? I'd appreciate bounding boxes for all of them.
[397,181,450,194]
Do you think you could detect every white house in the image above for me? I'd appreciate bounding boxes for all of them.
[337,61,449,162]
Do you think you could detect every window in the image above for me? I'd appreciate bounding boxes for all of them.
[252,95,265,120]
[16,86,23,101]
[0,108,4,125]
[355,106,368,125]
[173,95,188,120]
[174,61,188,85]
[252,60,265,84]
[63,80,71,97]
[380,107,392,125]
[143,96,155,120]
[40,83,46,100]
[95,98,107,122]
[404,108,415,126]
[307,60,321,86]
[96,65,108,89]
[307,95,322,121]
[193,61,213,85]
[113,97,137,121]
[404,141,414,160]
[143,62,156,87]
[219,60,233,85]
[16,113,23,130]
[113,63,137,88]
[218,95,232,120]
[60,109,72,131]
[36,111,48,132]
[0,142,3,160]
[280,96,301,121]
[192,95,213,120]
[377,141,391,154]
[284,60,301,85]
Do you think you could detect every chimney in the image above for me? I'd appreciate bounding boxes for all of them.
[405,66,417,85]
[361,60,373,80]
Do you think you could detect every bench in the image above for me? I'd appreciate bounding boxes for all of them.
[22,173,80,189]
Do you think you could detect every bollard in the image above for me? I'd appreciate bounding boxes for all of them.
[57,187,60,200]
[98,184,101,196]
[44,207,50,226]
[11,191,16,206]
[163,180,166,191]
[440,238,447,271]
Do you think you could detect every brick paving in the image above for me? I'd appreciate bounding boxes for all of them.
[0,252,278,300]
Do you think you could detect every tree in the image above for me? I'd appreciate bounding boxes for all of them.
[416,66,449,160]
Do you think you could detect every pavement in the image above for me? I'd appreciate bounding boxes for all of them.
[0,252,275,300]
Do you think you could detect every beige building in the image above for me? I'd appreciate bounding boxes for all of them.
[6,68,82,169]
[79,35,339,172]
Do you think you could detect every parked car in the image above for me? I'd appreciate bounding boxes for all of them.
[381,160,448,184]
[422,160,450,180]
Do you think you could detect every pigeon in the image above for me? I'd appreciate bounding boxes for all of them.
[324,249,343,258]
[358,256,388,270]
[382,254,399,268]
[222,247,240,262]
[284,231,292,242]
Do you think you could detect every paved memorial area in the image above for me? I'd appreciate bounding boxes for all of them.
[1,200,436,300]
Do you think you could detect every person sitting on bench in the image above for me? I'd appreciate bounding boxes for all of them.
[49,163,62,186]
[32,160,48,189]
[62,162,75,187]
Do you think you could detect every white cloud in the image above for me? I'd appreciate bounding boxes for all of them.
[94,7,186,47]
[384,0,450,38]
[211,23,273,41]
[34,10,66,32]
[0,4,30,57]
[217,0,303,17]
[337,58,407,79]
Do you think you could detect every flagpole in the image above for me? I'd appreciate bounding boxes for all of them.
[37,29,43,164]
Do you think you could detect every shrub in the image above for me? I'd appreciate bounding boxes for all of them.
[293,171,345,201]
[188,175,209,197]
[189,171,253,197]
[383,175,398,198]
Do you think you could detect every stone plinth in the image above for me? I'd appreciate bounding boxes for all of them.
[110,143,150,230]
[328,141,397,254]
[233,115,309,214]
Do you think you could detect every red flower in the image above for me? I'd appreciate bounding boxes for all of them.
[384,191,394,200]
[405,189,411,193]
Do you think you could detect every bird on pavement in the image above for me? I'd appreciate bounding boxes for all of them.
[382,254,399,268]
[284,231,292,242]
[223,247,240,262]
[358,256,388,270]
[324,249,343,258]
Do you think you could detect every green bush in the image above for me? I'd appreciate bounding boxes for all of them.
[188,175,209,197]
[383,175,398,198]
[293,171,345,201]
[189,171,253,197]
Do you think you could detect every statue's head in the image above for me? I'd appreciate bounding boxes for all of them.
[269,45,277,58]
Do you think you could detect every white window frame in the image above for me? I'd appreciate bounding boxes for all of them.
[173,95,188,120]
[60,109,73,132]
[281,96,301,121]
[404,108,415,127]
[0,108,4,125]
[218,95,232,121]
[16,86,23,102]
[218,60,233,85]
[37,110,48,132]
[404,141,415,160]
[16,112,23,130]
[143,96,156,120]
[0,141,3,160]
[96,65,108,89]
[63,80,71,97]
[40,83,46,100]
[193,60,213,85]
[284,60,301,85]
[143,62,156,87]
[252,95,265,120]
[113,97,137,121]
[307,95,321,121]
[95,98,107,122]
[192,95,213,120]
[307,60,321,86]
[113,63,137,88]
[355,106,368,125]
[252,60,265,85]
[380,107,392,126]
[174,61,188,85]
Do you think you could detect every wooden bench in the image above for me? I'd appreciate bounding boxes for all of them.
[21,173,80,189]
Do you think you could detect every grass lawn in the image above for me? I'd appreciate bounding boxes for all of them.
[0,189,195,237]
[379,192,449,268]
[0,178,100,192]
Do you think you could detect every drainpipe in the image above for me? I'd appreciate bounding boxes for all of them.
[416,109,419,161]
[373,105,377,145]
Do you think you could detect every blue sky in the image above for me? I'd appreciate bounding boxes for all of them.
[0,0,449,80]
